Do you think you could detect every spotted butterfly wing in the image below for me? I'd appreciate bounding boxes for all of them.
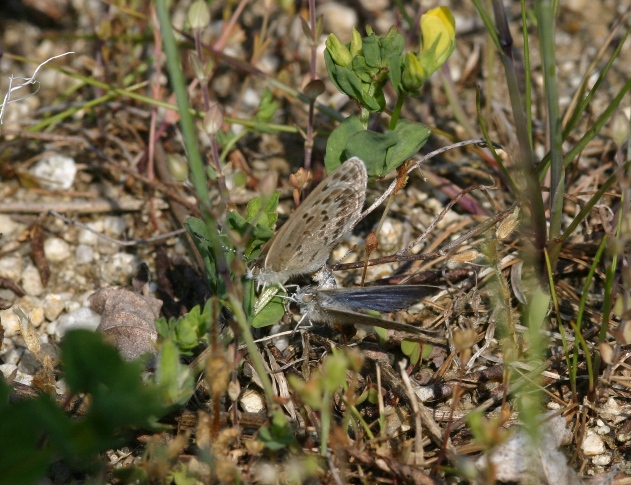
[253,158,367,286]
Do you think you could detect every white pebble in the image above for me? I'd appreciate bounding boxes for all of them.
[0,256,24,282]
[318,3,357,39]
[13,371,33,386]
[43,237,72,262]
[29,154,77,190]
[103,216,127,237]
[77,221,103,246]
[0,215,25,236]
[100,252,138,285]
[44,294,66,321]
[239,389,266,414]
[582,430,606,455]
[0,363,18,379]
[15,296,45,327]
[55,379,68,395]
[65,299,82,314]
[2,346,24,365]
[592,453,612,466]
[55,307,101,339]
[75,244,94,264]
[21,265,44,296]
[0,309,21,337]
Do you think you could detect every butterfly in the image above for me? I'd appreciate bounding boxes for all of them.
[250,157,367,287]
[293,285,444,343]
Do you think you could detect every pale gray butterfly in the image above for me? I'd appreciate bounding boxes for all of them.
[293,285,444,343]
[250,157,367,287]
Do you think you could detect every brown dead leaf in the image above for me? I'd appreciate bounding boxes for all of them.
[89,287,162,361]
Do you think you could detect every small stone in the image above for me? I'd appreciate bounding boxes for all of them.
[29,154,77,190]
[2,346,24,365]
[75,244,94,264]
[0,363,18,379]
[55,307,101,339]
[592,453,612,466]
[18,350,41,375]
[318,3,358,41]
[21,265,44,296]
[0,256,24,281]
[44,237,72,262]
[15,296,45,327]
[77,221,103,246]
[582,429,606,455]
[44,294,66,321]
[13,371,33,386]
[0,215,25,236]
[103,216,127,237]
[100,252,138,285]
[239,389,265,413]
[0,309,21,337]
[55,379,68,395]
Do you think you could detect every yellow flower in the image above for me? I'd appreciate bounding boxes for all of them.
[418,6,456,77]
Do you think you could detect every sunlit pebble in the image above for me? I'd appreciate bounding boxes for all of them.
[44,237,72,263]
[75,244,94,265]
[55,307,101,340]
[0,214,25,236]
[374,11,396,34]
[582,430,606,456]
[251,463,278,485]
[16,296,45,327]
[239,389,265,414]
[592,454,612,466]
[103,216,127,237]
[242,88,261,110]
[0,256,24,282]
[77,221,103,246]
[255,55,279,75]
[44,294,66,321]
[0,363,18,380]
[99,252,138,285]
[318,3,357,41]
[12,371,33,387]
[29,154,77,190]
[21,265,44,297]
[0,309,21,338]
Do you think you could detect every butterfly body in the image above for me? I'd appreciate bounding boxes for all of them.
[294,285,444,343]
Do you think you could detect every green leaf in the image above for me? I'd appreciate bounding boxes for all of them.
[324,115,365,172]
[251,292,286,328]
[344,129,399,176]
[255,88,279,123]
[257,411,297,451]
[154,340,195,407]
[385,119,431,172]
[401,339,422,366]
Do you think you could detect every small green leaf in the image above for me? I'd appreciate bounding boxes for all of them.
[344,129,399,176]
[257,411,296,451]
[251,293,286,328]
[401,339,422,365]
[385,119,431,172]
[154,340,195,407]
[324,115,365,172]
[255,88,279,123]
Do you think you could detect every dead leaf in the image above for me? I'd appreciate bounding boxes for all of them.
[89,287,162,361]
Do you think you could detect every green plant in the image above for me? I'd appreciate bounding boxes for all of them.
[0,330,193,484]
